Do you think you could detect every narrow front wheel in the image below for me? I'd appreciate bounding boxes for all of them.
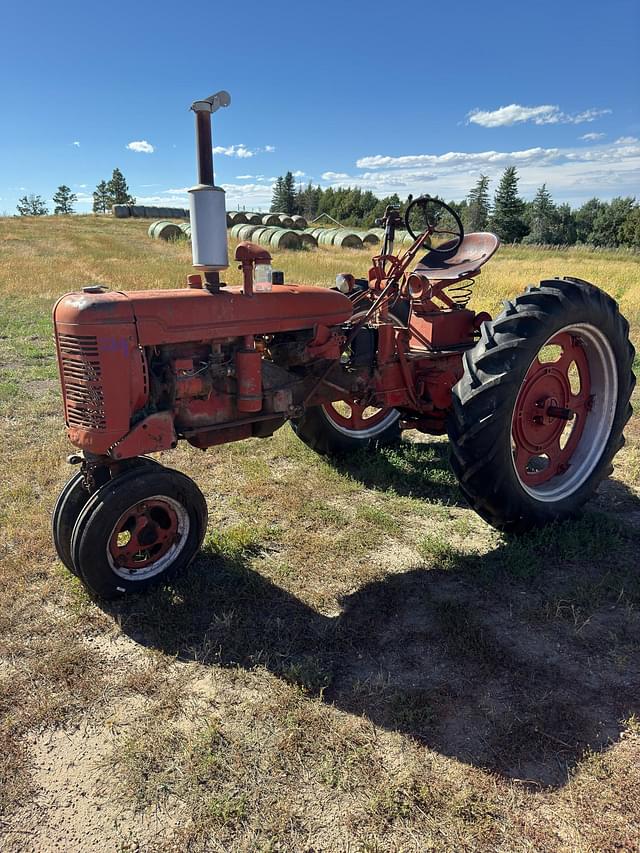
[70,466,207,598]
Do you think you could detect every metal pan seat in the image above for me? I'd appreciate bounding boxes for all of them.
[413,232,500,281]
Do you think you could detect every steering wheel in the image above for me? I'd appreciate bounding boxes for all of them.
[404,195,464,254]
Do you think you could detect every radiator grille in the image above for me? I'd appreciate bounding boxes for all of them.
[58,334,106,430]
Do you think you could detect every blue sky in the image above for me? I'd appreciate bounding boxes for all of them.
[1,0,638,214]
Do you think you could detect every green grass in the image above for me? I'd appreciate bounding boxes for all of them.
[0,215,639,850]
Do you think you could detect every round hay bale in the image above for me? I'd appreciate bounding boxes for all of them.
[269,229,302,250]
[278,215,294,227]
[148,220,175,238]
[291,215,308,229]
[152,222,182,241]
[230,224,248,238]
[332,231,364,249]
[244,212,262,225]
[262,214,281,226]
[236,225,262,241]
[298,232,317,248]
[112,204,130,218]
[318,229,339,245]
[179,222,191,236]
[362,231,381,246]
[249,226,269,244]
[232,212,248,225]
[258,228,278,246]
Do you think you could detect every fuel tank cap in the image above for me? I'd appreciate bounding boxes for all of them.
[82,284,109,294]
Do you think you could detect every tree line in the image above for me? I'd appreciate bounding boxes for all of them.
[271,168,640,249]
[15,168,135,216]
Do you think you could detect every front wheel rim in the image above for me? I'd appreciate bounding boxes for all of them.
[107,494,190,581]
[511,323,618,502]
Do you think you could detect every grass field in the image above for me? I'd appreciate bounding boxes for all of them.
[1,215,639,852]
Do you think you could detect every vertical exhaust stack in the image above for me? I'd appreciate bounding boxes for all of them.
[189,91,231,283]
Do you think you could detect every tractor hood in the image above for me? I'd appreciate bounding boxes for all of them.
[54,284,353,345]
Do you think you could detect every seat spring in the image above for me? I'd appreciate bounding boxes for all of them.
[447,278,475,307]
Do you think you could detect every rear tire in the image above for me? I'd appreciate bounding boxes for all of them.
[292,307,404,455]
[448,277,635,532]
[70,465,207,598]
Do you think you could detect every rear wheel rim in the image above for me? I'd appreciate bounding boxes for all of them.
[107,495,190,581]
[319,307,402,439]
[511,323,617,502]
[320,401,400,437]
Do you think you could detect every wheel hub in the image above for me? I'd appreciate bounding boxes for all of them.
[512,331,592,486]
[109,498,180,571]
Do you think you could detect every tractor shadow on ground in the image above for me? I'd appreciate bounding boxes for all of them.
[112,506,640,790]
[332,437,466,506]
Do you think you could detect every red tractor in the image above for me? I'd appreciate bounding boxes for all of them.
[52,91,635,598]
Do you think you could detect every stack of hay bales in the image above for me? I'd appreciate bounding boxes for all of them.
[303,227,364,249]
[226,212,309,230]
[113,204,189,219]
[229,223,312,250]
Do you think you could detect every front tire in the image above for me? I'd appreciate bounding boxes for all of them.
[70,466,207,598]
[448,277,635,532]
[52,457,160,577]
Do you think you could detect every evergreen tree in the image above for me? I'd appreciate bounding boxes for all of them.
[490,167,528,243]
[270,176,285,212]
[52,185,77,214]
[465,175,491,231]
[281,171,296,214]
[106,168,135,205]
[525,184,558,244]
[92,180,110,213]
[16,194,48,215]
[269,172,296,214]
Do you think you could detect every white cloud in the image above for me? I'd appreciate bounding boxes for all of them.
[214,144,253,158]
[615,136,639,145]
[213,143,276,158]
[292,170,306,178]
[579,132,605,141]
[321,171,350,181]
[72,141,80,147]
[467,104,611,128]
[126,140,155,153]
[236,174,255,179]
[326,140,640,204]
[356,147,559,170]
